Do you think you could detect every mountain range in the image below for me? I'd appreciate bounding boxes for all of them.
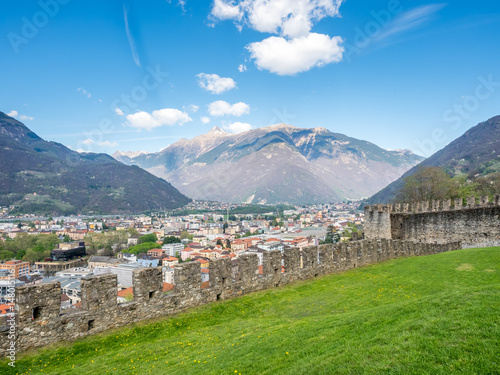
[114,124,424,204]
[0,111,190,215]
[367,115,500,204]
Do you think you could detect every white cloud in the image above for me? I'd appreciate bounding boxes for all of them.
[238,64,247,72]
[126,108,192,130]
[211,0,242,20]
[201,116,211,124]
[197,73,237,94]
[124,5,141,67]
[208,100,250,117]
[98,141,119,147]
[115,108,124,116]
[248,33,343,75]
[210,1,345,75]
[211,0,343,38]
[77,87,91,98]
[83,139,94,145]
[7,110,34,121]
[375,4,447,42]
[186,104,199,112]
[225,121,252,133]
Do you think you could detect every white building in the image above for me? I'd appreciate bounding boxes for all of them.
[162,243,183,257]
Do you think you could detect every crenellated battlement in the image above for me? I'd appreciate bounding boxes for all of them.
[365,195,500,215]
[364,195,500,247]
[2,239,462,356]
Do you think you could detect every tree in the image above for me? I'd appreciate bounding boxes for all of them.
[138,233,158,244]
[163,235,181,245]
[15,249,26,260]
[343,223,361,241]
[321,225,340,244]
[216,239,224,247]
[124,242,159,255]
[225,239,231,249]
[127,228,140,237]
[474,172,500,197]
[180,231,193,241]
[397,167,457,203]
[63,235,71,243]
[0,250,14,261]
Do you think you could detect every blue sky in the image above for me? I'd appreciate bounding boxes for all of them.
[1,0,499,157]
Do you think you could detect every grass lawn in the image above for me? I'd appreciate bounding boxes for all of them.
[2,247,499,374]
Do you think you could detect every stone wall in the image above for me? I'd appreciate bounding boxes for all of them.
[364,195,500,247]
[1,240,461,356]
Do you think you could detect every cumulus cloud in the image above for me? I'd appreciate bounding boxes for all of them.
[210,0,345,75]
[126,108,192,130]
[201,116,211,124]
[238,64,247,72]
[212,0,242,20]
[211,0,343,38]
[115,108,124,116]
[7,110,34,121]
[248,33,344,75]
[225,122,252,133]
[197,73,237,94]
[83,138,94,145]
[208,100,250,117]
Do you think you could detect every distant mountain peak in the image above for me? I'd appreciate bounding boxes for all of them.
[115,122,424,204]
[266,123,297,130]
[207,126,228,136]
[112,150,150,159]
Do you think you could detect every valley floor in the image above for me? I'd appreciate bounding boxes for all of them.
[3,247,499,374]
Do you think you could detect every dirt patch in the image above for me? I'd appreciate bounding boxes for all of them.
[456,263,475,271]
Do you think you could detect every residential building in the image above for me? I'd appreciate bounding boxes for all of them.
[147,248,166,258]
[0,260,30,279]
[162,243,183,257]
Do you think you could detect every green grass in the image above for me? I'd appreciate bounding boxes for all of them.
[3,247,499,374]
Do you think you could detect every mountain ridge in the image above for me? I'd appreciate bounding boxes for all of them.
[114,124,424,204]
[366,115,500,204]
[0,111,190,214]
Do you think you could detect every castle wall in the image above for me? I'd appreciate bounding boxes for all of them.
[365,195,500,247]
[1,240,462,356]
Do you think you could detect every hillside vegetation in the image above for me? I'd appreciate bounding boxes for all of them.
[368,115,500,204]
[0,111,190,215]
[3,247,499,374]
